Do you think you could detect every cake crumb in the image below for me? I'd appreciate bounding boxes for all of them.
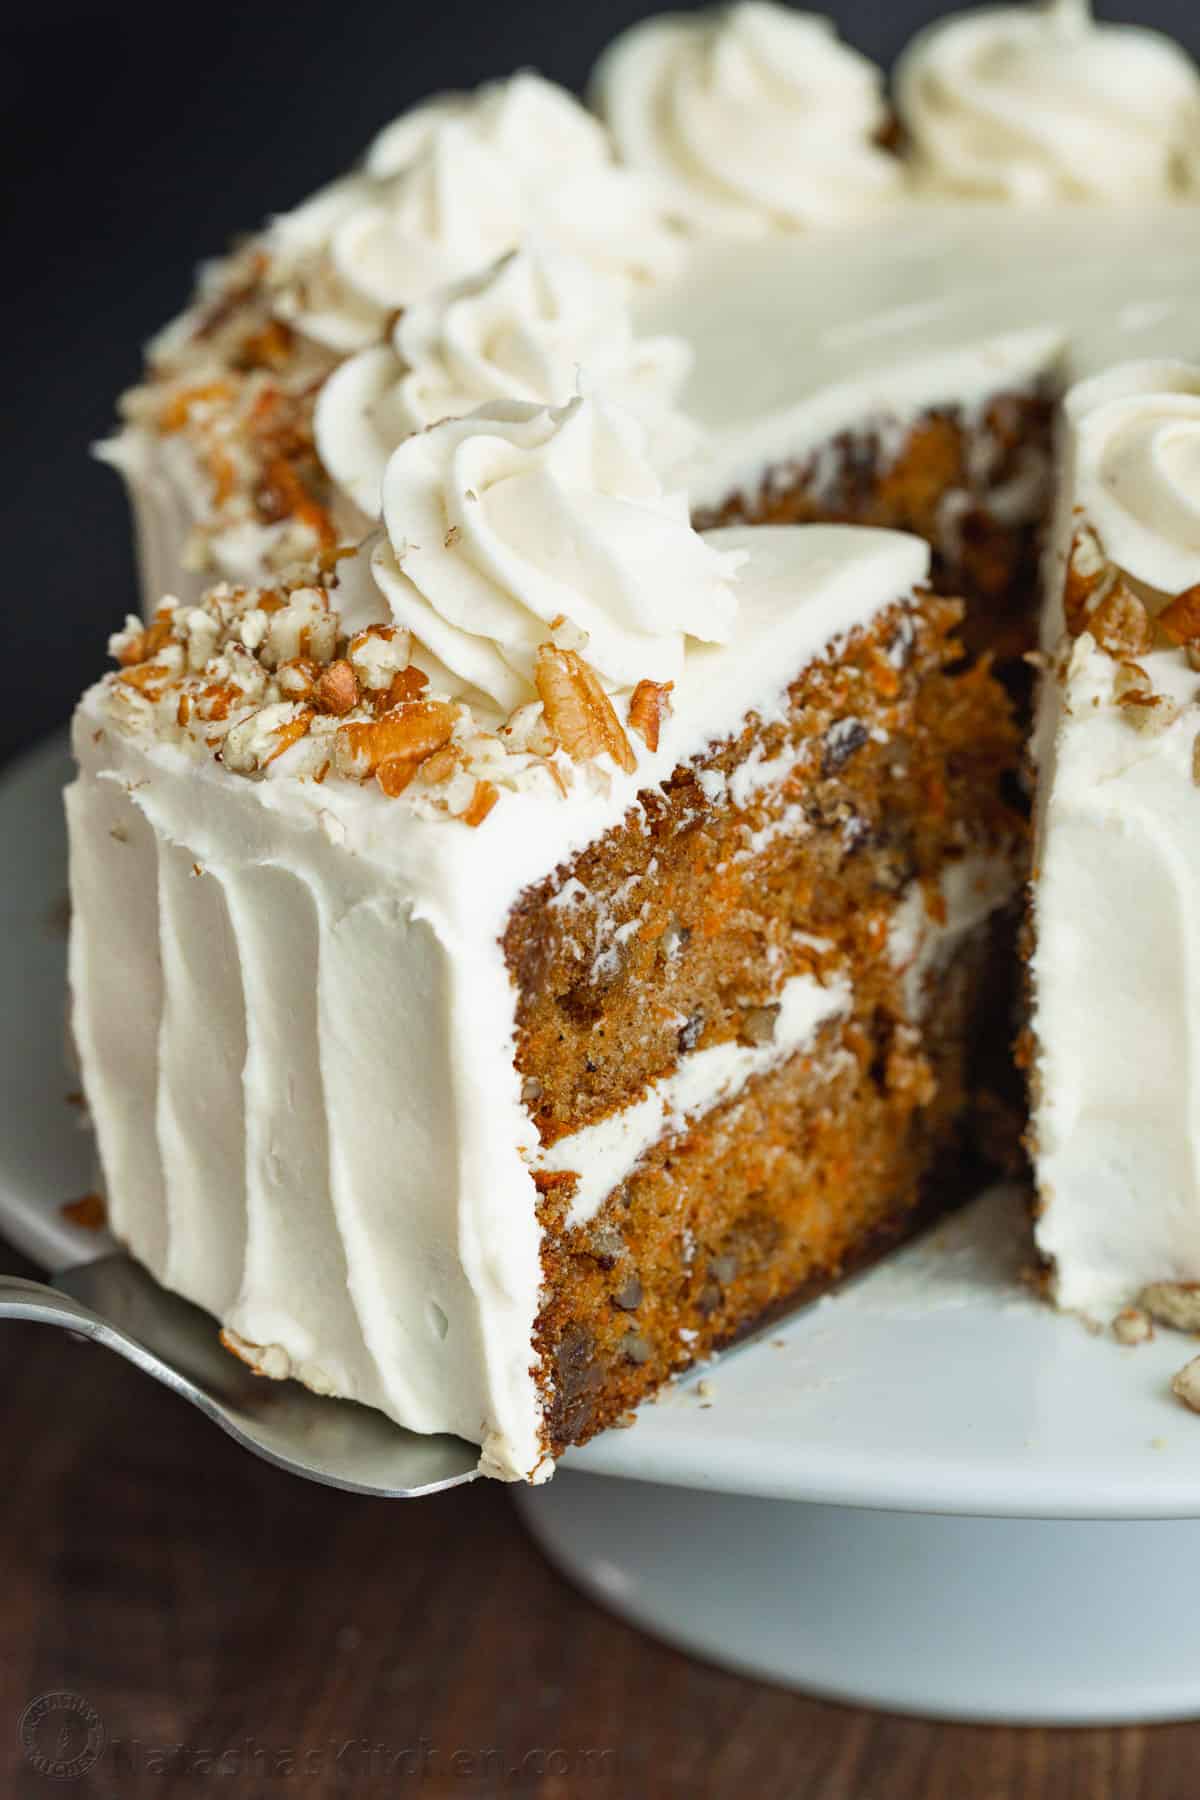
[1171,1357,1200,1413]
[1139,1282,1200,1333]
[1112,1306,1154,1346]
[61,1193,107,1231]
[696,1378,713,1399]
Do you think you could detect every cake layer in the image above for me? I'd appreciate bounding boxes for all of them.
[504,586,1019,1148]
[694,391,1053,659]
[537,911,1000,1454]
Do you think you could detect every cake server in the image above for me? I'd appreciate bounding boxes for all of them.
[0,1258,479,1497]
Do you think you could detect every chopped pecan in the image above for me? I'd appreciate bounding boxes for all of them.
[1159,584,1200,646]
[347,623,412,691]
[376,666,429,711]
[1063,526,1109,636]
[275,656,320,701]
[377,757,419,798]
[334,700,459,782]
[222,703,314,774]
[627,679,674,753]
[461,780,499,828]
[314,659,359,716]
[1088,580,1154,659]
[157,380,233,434]
[110,614,174,669]
[418,746,460,785]
[534,645,635,774]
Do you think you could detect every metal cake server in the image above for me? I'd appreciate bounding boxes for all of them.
[0,1258,479,1497]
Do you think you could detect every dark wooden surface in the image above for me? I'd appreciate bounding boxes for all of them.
[2,1241,1198,1798]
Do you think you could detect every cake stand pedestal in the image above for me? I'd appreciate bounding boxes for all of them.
[7,734,1200,1725]
[516,1483,1200,1724]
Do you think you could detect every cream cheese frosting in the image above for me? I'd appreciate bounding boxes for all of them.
[267,72,681,355]
[115,200,1200,622]
[591,3,904,234]
[314,244,696,523]
[1031,360,1200,1314]
[637,203,1200,513]
[1064,359,1200,596]
[895,0,1200,203]
[68,522,967,1479]
[368,395,741,712]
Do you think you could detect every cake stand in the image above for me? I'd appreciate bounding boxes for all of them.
[7,732,1200,1725]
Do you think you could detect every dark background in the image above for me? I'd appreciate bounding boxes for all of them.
[4,0,1200,770]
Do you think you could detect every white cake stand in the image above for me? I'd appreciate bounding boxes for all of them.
[8,733,1200,1725]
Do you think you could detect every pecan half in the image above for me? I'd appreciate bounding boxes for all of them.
[534,645,635,774]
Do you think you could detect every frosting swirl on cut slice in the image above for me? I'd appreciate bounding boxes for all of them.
[314,244,696,520]
[371,396,742,712]
[1064,359,1200,597]
[591,2,903,235]
[895,0,1200,203]
[268,73,681,352]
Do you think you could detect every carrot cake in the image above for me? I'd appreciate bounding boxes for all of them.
[68,395,1022,1479]
[65,1,1200,1476]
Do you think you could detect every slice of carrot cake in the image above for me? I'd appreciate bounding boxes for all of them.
[67,395,1022,1479]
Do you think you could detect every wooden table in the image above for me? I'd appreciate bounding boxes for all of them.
[0,1239,1191,1799]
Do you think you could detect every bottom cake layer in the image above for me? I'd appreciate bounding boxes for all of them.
[535,912,1002,1456]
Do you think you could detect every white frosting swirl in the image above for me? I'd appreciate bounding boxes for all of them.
[591,3,903,235]
[267,73,680,352]
[1065,359,1200,596]
[371,396,742,712]
[314,244,696,520]
[895,0,1200,203]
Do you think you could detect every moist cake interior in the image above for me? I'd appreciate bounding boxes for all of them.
[508,595,1021,1452]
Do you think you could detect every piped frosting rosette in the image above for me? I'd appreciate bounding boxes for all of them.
[1063,359,1200,598]
[369,395,743,714]
[314,243,698,522]
[266,72,683,354]
[895,0,1200,203]
[591,1,904,234]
